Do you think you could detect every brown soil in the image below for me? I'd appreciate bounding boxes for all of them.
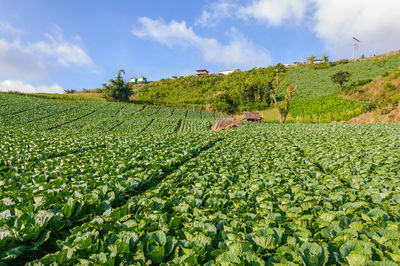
[343,65,400,124]
[348,104,400,124]
[345,75,400,102]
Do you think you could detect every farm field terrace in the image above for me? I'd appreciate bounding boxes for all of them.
[1,94,400,265]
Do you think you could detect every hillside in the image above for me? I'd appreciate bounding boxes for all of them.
[346,67,400,123]
[136,67,276,113]
[280,53,400,99]
[135,51,400,121]
[13,51,400,123]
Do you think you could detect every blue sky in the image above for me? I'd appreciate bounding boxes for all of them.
[0,0,399,93]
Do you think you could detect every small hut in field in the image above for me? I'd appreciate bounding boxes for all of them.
[211,117,242,131]
[243,111,264,122]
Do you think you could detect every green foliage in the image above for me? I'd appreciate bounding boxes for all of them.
[330,71,352,90]
[134,55,400,115]
[136,66,279,113]
[307,54,316,64]
[103,69,132,102]
[64,89,77,94]
[383,81,396,92]
[289,94,369,122]
[349,78,373,88]
[2,91,107,102]
[210,92,238,114]
[280,54,400,99]
[278,85,296,124]
[2,94,400,265]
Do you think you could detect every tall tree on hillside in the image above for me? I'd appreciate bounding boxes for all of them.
[322,54,329,63]
[103,69,132,102]
[307,54,316,64]
[330,71,352,91]
[270,63,287,105]
[278,84,297,124]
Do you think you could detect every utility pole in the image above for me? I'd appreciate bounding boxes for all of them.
[353,37,360,60]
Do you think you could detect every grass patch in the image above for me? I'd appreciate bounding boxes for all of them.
[261,108,280,121]
[28,92,106,101]
[289,94,371,123]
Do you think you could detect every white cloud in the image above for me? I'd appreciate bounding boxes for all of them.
[195,0,237,27]
[239,0,309,25]
[197,0,400,58]
[30,26,93,67]
[133,17,271,68]
[197,0,309,27]
[0,20,24,36]
[0,22,94,81]
[31,40,93,67]
[0,39,47,79]
[313,0,400,57]
[0,80,64,93]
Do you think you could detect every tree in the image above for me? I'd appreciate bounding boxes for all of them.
[322,54,329,63]
[278,84,297,124]
[103,69,132,102]
[307,54,316,64]
[211,91,237,114]
[330,71,351,91]
[64,89,76,94]
[270,63,287,105]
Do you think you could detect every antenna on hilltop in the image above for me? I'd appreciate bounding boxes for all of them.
[353,37,360,60]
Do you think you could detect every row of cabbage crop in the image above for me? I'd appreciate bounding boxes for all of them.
[0,94,224,262]
[24,124,400,265]
[0,125,223,262]
[0,94,220,133]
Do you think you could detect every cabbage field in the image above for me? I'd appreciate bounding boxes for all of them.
[1,94,400,265]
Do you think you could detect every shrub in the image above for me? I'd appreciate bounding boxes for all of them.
[350,79,373,87]
[210,92,238,114]
[335,59,349,65]
[361,102,376,113]
[383,81,396,92]
[64,89,77,94]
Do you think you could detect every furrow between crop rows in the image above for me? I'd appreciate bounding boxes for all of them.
[104,120,125,132]
[23,108,73,125]
[139,118,154,134]
[15,137,224,265]
[46,110,97,130]
[113,104,127,117]
[174,119,183,133]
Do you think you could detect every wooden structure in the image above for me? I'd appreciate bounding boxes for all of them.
[243,111,264,122]
[196,69,209,76]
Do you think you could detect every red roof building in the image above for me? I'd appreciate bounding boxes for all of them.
[196,69,209,75]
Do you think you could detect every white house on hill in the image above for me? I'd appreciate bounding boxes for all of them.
[218,69,240,76]
[130,76,147,84]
